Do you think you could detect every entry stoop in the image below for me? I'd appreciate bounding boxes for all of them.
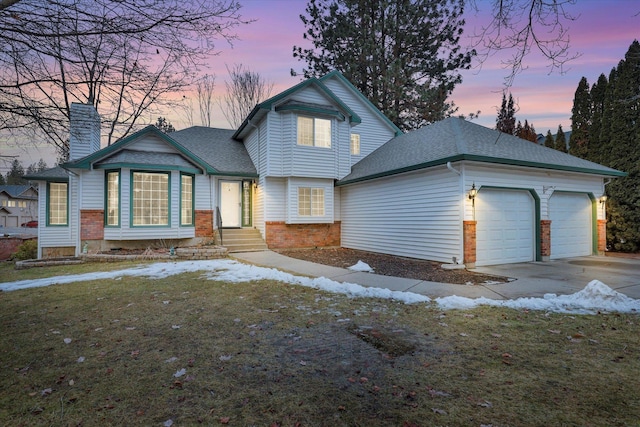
[221,228,269,253]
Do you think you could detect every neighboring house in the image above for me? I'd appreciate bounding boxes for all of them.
[0,185,38,228]
[25,71,625,266]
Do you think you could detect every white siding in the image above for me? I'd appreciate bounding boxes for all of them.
[462,163,605,221]
[130,134,179,153]
[321,75,397,163]
[263,177,286,222]
[340,168,461,263]
[79,170,104,209]
[194,175,213,210]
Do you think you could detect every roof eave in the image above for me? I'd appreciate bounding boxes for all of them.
[337,155,626,186]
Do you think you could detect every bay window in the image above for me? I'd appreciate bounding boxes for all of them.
[180,173,194,226]
[298,187,325,217]
[132,171,169,226]
[297,116,331,148]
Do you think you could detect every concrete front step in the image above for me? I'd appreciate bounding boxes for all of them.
[220,228,268,253]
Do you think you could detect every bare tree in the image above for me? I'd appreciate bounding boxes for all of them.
[197,75,216,127]
[0,0,248,159]
[467,0,581,86]
[220,64,274,129]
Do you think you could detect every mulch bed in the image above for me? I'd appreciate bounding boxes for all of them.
[276,247,508,285]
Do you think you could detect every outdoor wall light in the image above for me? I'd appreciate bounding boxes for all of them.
[600,195,607,204]
[468,183,477,200]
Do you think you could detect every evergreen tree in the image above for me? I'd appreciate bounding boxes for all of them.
[569,77,591,157]
[37,158,48,172]
[6,159,25,184]
[0,173,5,185]
[496,92,516,134]
[555,125,567,152]
[570,40,640,252]
[588,74,608,164]
[516,119,537,142]
[544,130,555,148]
[293,0,475,131]
[154,117,175,134]
[605,40,640,252]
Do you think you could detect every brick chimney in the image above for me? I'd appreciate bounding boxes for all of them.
[69,103,100,161]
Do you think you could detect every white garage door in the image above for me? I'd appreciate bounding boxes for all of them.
[549,193,592,259]
[476,189,535,266]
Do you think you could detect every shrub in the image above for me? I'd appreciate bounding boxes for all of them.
[12,239,37,261]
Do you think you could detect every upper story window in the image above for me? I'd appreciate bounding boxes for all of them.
[350,133,360,155]
[297,116,331,148]
[47,182,68,226]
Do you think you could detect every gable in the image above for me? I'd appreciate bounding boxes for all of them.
[233,73,362,141]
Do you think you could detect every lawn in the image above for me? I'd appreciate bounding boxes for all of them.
[1,260,639,426]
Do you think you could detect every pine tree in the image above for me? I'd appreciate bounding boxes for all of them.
[0,173,5,185]
[293,0,475,131]
[6,159,25,184]
[555,125,567,152]
[569,77,591,157]
[496,92,516,134]
[516,119,537,142]
[588,74,609,164]
[154,117,175,134]
[544,130,555,148]
[37,158,48,172]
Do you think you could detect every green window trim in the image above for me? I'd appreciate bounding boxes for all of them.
[180,173,195,227]
[130,170,171,228]
[46,182,69,226]
[104,170,121,227]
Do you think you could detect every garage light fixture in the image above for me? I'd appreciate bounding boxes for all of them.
[600,195,607,204]
[468,183,477,200]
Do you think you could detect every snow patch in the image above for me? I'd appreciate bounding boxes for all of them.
[348,260,374,273]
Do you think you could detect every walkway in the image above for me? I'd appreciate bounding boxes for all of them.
[232,251,640,300]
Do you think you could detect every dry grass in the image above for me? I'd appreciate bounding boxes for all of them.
[1,261,639,426]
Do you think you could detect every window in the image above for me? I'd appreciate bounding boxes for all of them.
[18,201,27,208]
[105,171,120,226]
[132,171,169,226]
[180,174,194,226]
[298,187,325,216]
[48,182,68,225]
[350,133,360,155]
[6,200,16,207]
[297,116,331,148]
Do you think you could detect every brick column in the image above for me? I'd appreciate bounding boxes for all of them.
[80,209,104,240]
[195,210,213,237]
[597,219,607,255]
[463,220,477,268]
[540,220,552,261]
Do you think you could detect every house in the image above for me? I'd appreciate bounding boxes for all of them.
[0,185,38,228]
[25,71,625,266]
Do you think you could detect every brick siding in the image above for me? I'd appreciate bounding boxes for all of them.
[195,210,214,237]
[265,221,341,249]
[463,220,477,267]
[80,209,104,240]
[597,219,607,255]
[540,220,552,259]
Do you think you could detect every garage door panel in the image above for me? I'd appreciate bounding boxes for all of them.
[549,193,592,259]
[476,189,535,266]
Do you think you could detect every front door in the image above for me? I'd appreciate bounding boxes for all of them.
[220,181,242,228]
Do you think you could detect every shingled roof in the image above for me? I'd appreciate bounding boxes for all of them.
[338,117,625,185]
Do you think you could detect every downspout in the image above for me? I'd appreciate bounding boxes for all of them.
[66,169,81,256]
[446,161,461,175]
[248,119,260,232]
[446,161,465,264]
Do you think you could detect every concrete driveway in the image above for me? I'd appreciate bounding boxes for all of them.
[474,255,640,300]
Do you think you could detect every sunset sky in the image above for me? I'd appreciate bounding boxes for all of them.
[2,0,639,170]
